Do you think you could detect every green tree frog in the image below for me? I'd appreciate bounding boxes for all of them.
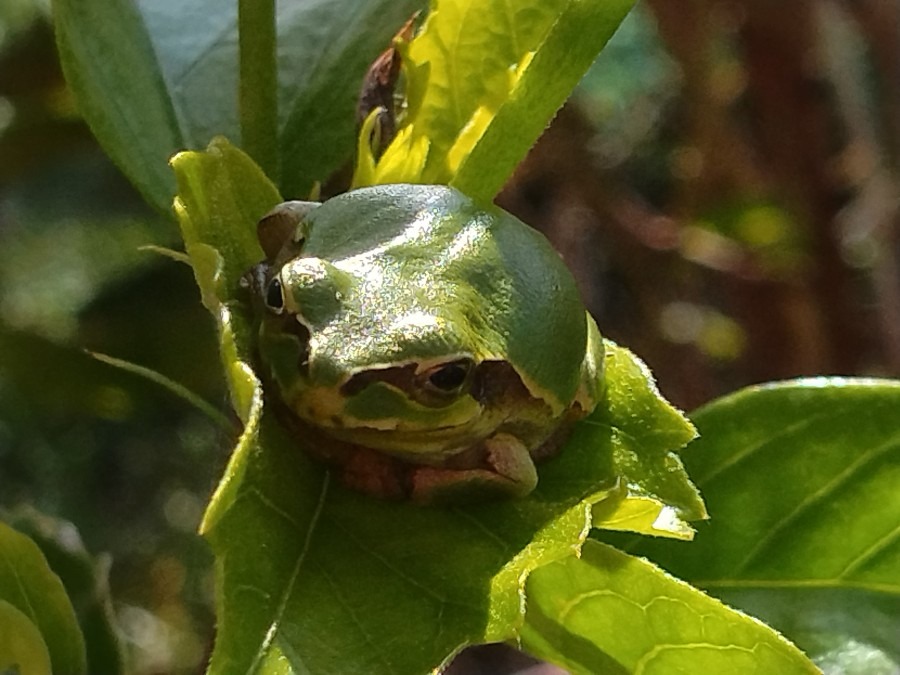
[247,184,604,503]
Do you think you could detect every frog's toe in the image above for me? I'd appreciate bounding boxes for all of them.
[410,433,538,504]
[483,433,538,496]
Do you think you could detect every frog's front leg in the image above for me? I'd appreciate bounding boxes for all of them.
[410,433,539,504]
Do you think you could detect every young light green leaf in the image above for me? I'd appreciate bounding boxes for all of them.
[170,136,277,485]
[172,137,279,297]
[588,343,705,539]
[0,522,86,675]
[52,0,425,212]
[593,495,697,541]
[521,540,819,674]
[358,0,635,203]
[172,140,702,674]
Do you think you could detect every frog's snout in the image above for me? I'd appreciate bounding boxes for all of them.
[283,256,354,327]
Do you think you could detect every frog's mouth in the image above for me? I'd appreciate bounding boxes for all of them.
[288,361,556,464]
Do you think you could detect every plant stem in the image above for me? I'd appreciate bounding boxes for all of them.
[88,352,234,431]
[238,0,279,183]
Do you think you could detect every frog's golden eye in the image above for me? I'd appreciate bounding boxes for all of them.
[265,277,285,313]
[424,359,473,394]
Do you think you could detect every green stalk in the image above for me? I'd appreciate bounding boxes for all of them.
[238,0,279,183]
[89,351,234,431]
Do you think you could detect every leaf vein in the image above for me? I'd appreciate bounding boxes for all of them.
[731,433,900,574]
[245,486,306,534]
[318,567,399,673]
[245,474,331,674]
[634,643,756,674]
[696,411,832,486]
[838,520,900,579]
[323,517,477,611]
[449,508,513,553]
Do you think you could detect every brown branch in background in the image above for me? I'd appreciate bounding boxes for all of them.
[733,0,870,375]
[644,0,841,382]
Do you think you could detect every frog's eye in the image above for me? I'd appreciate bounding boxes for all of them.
[265,277,285,313]
[424,359,473,394]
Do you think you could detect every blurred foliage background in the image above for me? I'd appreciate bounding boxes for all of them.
[1,1,898,672]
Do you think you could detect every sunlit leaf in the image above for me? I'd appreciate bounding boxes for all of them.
[589,342,705,540]
[172,139,701,674]
[593,495,696,541]
[522,540,819,674]
[359,0,635,202]
[627,379,900,588]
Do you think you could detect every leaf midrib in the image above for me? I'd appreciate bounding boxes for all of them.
[245,474,331,674]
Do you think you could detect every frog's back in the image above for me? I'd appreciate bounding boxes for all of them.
[303,184,589,409]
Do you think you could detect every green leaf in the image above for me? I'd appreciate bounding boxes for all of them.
[627,379,900,587]
[590,343,705,540]
[277,1,428,197]
[172,140,701,674]
[521,540,819,674]
[620,379,900,672]
[359,0,635,203]
[52,0,184,213]
[52,0,426,212]
[0,522,86,675]
[6,509,126,675]
[0,600,52,675]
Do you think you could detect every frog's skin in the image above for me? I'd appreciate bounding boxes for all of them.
[247,184,604,503]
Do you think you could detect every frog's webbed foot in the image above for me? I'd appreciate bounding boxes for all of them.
[410,433,538,504]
